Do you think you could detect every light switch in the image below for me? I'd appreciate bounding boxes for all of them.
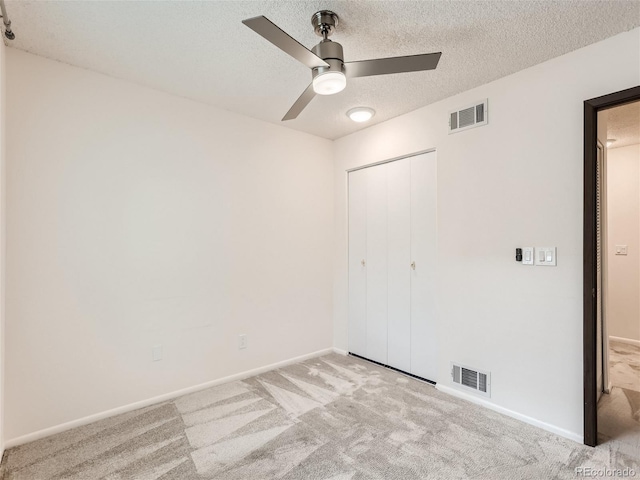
[615,245,628,255]
[535,247,557,266]
[152,344,163,361]
[522,247,534,265]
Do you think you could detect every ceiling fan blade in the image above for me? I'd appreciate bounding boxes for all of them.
[345,52,442,78]
[282,83,316,121]
[243,16,329,69]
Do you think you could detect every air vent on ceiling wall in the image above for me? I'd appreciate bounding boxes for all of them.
[449,99,488,134]
[451,362,491,397]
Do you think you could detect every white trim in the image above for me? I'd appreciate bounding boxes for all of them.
[609,335,640,348]
[332,347,348,356]
[597,373,603,403]
[436,384,583,444]
[4,347,334,449]
[598,140,611,395]
[346,148,436,173]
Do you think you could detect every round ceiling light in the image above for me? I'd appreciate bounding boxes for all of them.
[312,71,346,95]
[347,107,375,122]
[606,138,616,147]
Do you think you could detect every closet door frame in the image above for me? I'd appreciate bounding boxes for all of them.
[346,149,436,176]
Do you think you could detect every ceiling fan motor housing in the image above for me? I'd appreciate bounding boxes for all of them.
[311,41,345,80]
[311,10,338,38]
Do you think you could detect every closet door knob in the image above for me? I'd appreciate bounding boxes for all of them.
[361,259,366,267]
[411,261,416,270]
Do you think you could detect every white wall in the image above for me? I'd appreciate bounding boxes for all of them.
[333,28,640,440]
[5,49,334,442]
[607,143,640,342]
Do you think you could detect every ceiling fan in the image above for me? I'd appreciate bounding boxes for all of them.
[242,10,442,121]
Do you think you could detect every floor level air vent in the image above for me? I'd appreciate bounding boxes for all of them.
[449,99,488,134]
[451,362,491,397]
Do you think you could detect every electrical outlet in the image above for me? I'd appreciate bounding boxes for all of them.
[152,344,163,361]
[238,334,247,350]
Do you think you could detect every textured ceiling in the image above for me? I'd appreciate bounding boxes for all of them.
[5,0,640,139]
[607,101,640,149]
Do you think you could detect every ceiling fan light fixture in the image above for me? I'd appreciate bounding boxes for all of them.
[312,71,346,95]
[347,107,375,122]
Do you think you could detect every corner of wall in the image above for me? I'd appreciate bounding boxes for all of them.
[0,37,7,458]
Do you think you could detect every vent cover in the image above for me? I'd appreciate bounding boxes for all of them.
[451,362,491,397]
[449,99,488,134]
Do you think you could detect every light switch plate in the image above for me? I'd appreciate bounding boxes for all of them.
[535,247,557,266]
[615,245,628,255]
[152,345,163,361]
[522,247,534,265]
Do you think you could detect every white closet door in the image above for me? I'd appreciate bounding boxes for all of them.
[366,163,388,364]
[410,152,438,381]
[348,168,367,357]
[387,159,411,372]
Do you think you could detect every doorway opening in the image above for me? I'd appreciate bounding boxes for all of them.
[584,86,640,447]
[596,100,640,449]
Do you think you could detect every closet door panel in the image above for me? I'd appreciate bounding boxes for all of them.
[410,152,438,381]
[366,163,388,364]
[387,159,411,372]
[348,169,367,357]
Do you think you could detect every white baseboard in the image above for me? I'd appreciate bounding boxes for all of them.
[609,335,640,348]
[4,347,335,449]
[436,384,583,444]
[597,373,603,403]
[332,347,348,356]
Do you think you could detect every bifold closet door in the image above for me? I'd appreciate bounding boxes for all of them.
[365,163,388,364]
[349,153,437,378]
[348,168,367,357]
[387,159,411,372]
[410,152,437,380]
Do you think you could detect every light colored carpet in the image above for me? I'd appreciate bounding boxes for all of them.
[3,353,638,479]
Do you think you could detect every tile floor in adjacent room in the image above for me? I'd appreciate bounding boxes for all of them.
[3,353,638,480]
[597,340,640,463]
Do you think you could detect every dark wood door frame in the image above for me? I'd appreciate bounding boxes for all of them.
[583,85,640,447]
